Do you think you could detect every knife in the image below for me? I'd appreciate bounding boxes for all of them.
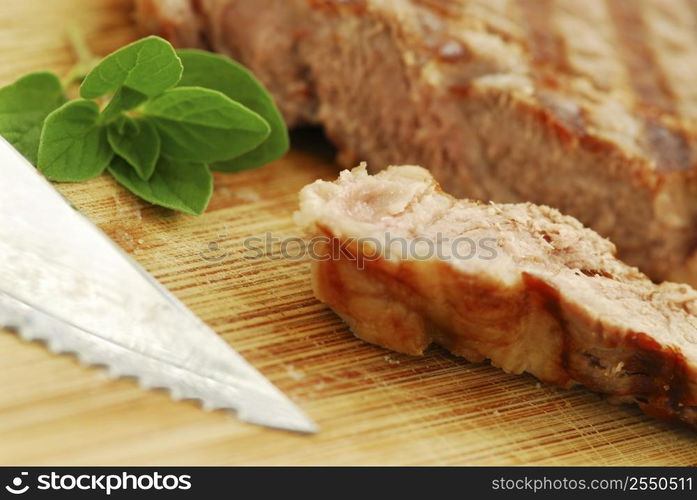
[0,137,317,434]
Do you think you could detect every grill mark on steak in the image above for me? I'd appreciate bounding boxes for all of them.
[516,0,571,87]
[607,0,692,172]
[510,0,598,146]
[516,0,595,142]
[606,0,677,116]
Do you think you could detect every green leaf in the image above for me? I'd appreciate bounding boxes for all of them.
[177,49,289,172]
[0,72,66,164]
[108,156,212,215]
[38,99,113,182]
[142,86,270,163]
[101,87,148,123]
[107,116,160,180]
[80,36,183,99]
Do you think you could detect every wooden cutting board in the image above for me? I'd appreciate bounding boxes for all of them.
[1,0,696,466]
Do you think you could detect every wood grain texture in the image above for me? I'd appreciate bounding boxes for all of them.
[0,0,695,465]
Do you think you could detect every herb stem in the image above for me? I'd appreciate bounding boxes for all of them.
[62,25,99,90]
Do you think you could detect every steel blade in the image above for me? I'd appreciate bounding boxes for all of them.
[0,137,317,433]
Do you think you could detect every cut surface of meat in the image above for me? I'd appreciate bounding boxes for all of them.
[295,164,697,428]
[136,0,697,285]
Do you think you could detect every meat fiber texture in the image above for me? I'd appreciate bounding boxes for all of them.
[295,164,697,428]
[136,0,697,285]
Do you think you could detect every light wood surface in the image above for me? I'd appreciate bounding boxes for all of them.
[0,0,695,466]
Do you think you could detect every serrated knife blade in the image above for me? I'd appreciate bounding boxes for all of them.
[0,137,317,434]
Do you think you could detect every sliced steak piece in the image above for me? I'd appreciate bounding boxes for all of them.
[136,0,697,285]
[295,165,697,428]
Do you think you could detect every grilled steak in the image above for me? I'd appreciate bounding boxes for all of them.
[295,164,697,428]
[137,0,697,285]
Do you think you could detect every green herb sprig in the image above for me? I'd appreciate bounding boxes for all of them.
[0,36,289,215]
